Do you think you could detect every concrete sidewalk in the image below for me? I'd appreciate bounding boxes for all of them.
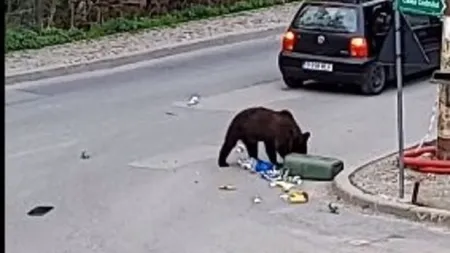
[333,151,450,228]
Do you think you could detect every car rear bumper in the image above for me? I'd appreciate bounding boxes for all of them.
[278,51,375,85]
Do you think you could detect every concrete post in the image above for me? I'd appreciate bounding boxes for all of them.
[436,2,450,160]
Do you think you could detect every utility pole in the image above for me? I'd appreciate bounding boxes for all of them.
[394,3,405,198]
[436,2,450,160]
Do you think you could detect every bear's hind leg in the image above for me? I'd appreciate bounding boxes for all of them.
[218,137,238,167]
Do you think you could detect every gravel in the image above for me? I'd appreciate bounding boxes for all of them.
[5,2,300,75]
[350,153,450,211]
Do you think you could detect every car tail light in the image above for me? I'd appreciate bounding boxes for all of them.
[349,37,368,58]
[282,31,296,52]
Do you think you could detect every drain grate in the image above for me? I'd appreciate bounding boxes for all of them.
[27,205,54,216]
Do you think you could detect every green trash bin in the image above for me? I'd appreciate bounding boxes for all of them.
[281,153,344,181]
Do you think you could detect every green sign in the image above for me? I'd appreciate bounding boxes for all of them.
[397,0,447,17]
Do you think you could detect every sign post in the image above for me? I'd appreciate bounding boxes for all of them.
[394,0,447,198]
[393,4,405,199]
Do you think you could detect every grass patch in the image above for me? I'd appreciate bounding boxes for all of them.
[6,0,298,52]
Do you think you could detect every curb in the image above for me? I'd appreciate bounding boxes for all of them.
[332,151,450,228]
[5,25,286,85]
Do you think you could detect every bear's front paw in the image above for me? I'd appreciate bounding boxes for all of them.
[218,161,230,167]
[275,163,283,170]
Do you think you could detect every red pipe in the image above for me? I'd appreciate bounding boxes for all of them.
[402,146,450,174]
[404,146,435,157]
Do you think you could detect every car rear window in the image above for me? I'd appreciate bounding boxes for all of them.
[292,4,358,33]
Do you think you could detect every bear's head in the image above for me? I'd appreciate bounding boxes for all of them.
[292,131,310,154]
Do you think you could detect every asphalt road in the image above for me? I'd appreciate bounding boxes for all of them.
[6,36,450,253]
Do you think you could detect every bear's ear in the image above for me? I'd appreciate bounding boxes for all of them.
[302,132,311,141]
[279,110,294,119]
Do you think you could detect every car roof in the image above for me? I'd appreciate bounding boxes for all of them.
[303,0,391,7]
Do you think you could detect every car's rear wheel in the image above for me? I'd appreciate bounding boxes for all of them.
[360,64,386,95]
[283,76,304,89]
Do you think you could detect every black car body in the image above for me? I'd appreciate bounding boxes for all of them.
[278,0,442,95]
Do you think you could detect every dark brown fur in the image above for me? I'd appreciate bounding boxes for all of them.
[218,107,310,167]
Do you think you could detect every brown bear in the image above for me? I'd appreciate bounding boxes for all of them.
[218,106,310,167]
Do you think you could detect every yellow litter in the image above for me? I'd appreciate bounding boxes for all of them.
[287,190,309,204]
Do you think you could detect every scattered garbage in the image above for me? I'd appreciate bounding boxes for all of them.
[260,170,282,182]
[279,193,289,201]
[233,147,310,205]
[285,175,302,185]
[187,94,200,106]
[218,184,237,191]
[237,156,278,175]
[249,160,282,182]
[80,150,90,160]
[287,190,309,204]
[235,143,247,155]
[165,111,177,116]
[280,168,292,182]
[237,157,254,170]
[252,196,262,204]
[278,189,309,204]
[271,181,295,192]
[254,159,275,173]
[328,202,339,214]
[235,144,252,170]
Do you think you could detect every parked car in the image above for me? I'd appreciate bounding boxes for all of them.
[278,0,442,95]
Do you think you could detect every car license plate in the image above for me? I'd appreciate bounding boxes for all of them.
[302,61,333,72]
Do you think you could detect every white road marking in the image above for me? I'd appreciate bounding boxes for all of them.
[129,145,219,170]
[7,140,78,159]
